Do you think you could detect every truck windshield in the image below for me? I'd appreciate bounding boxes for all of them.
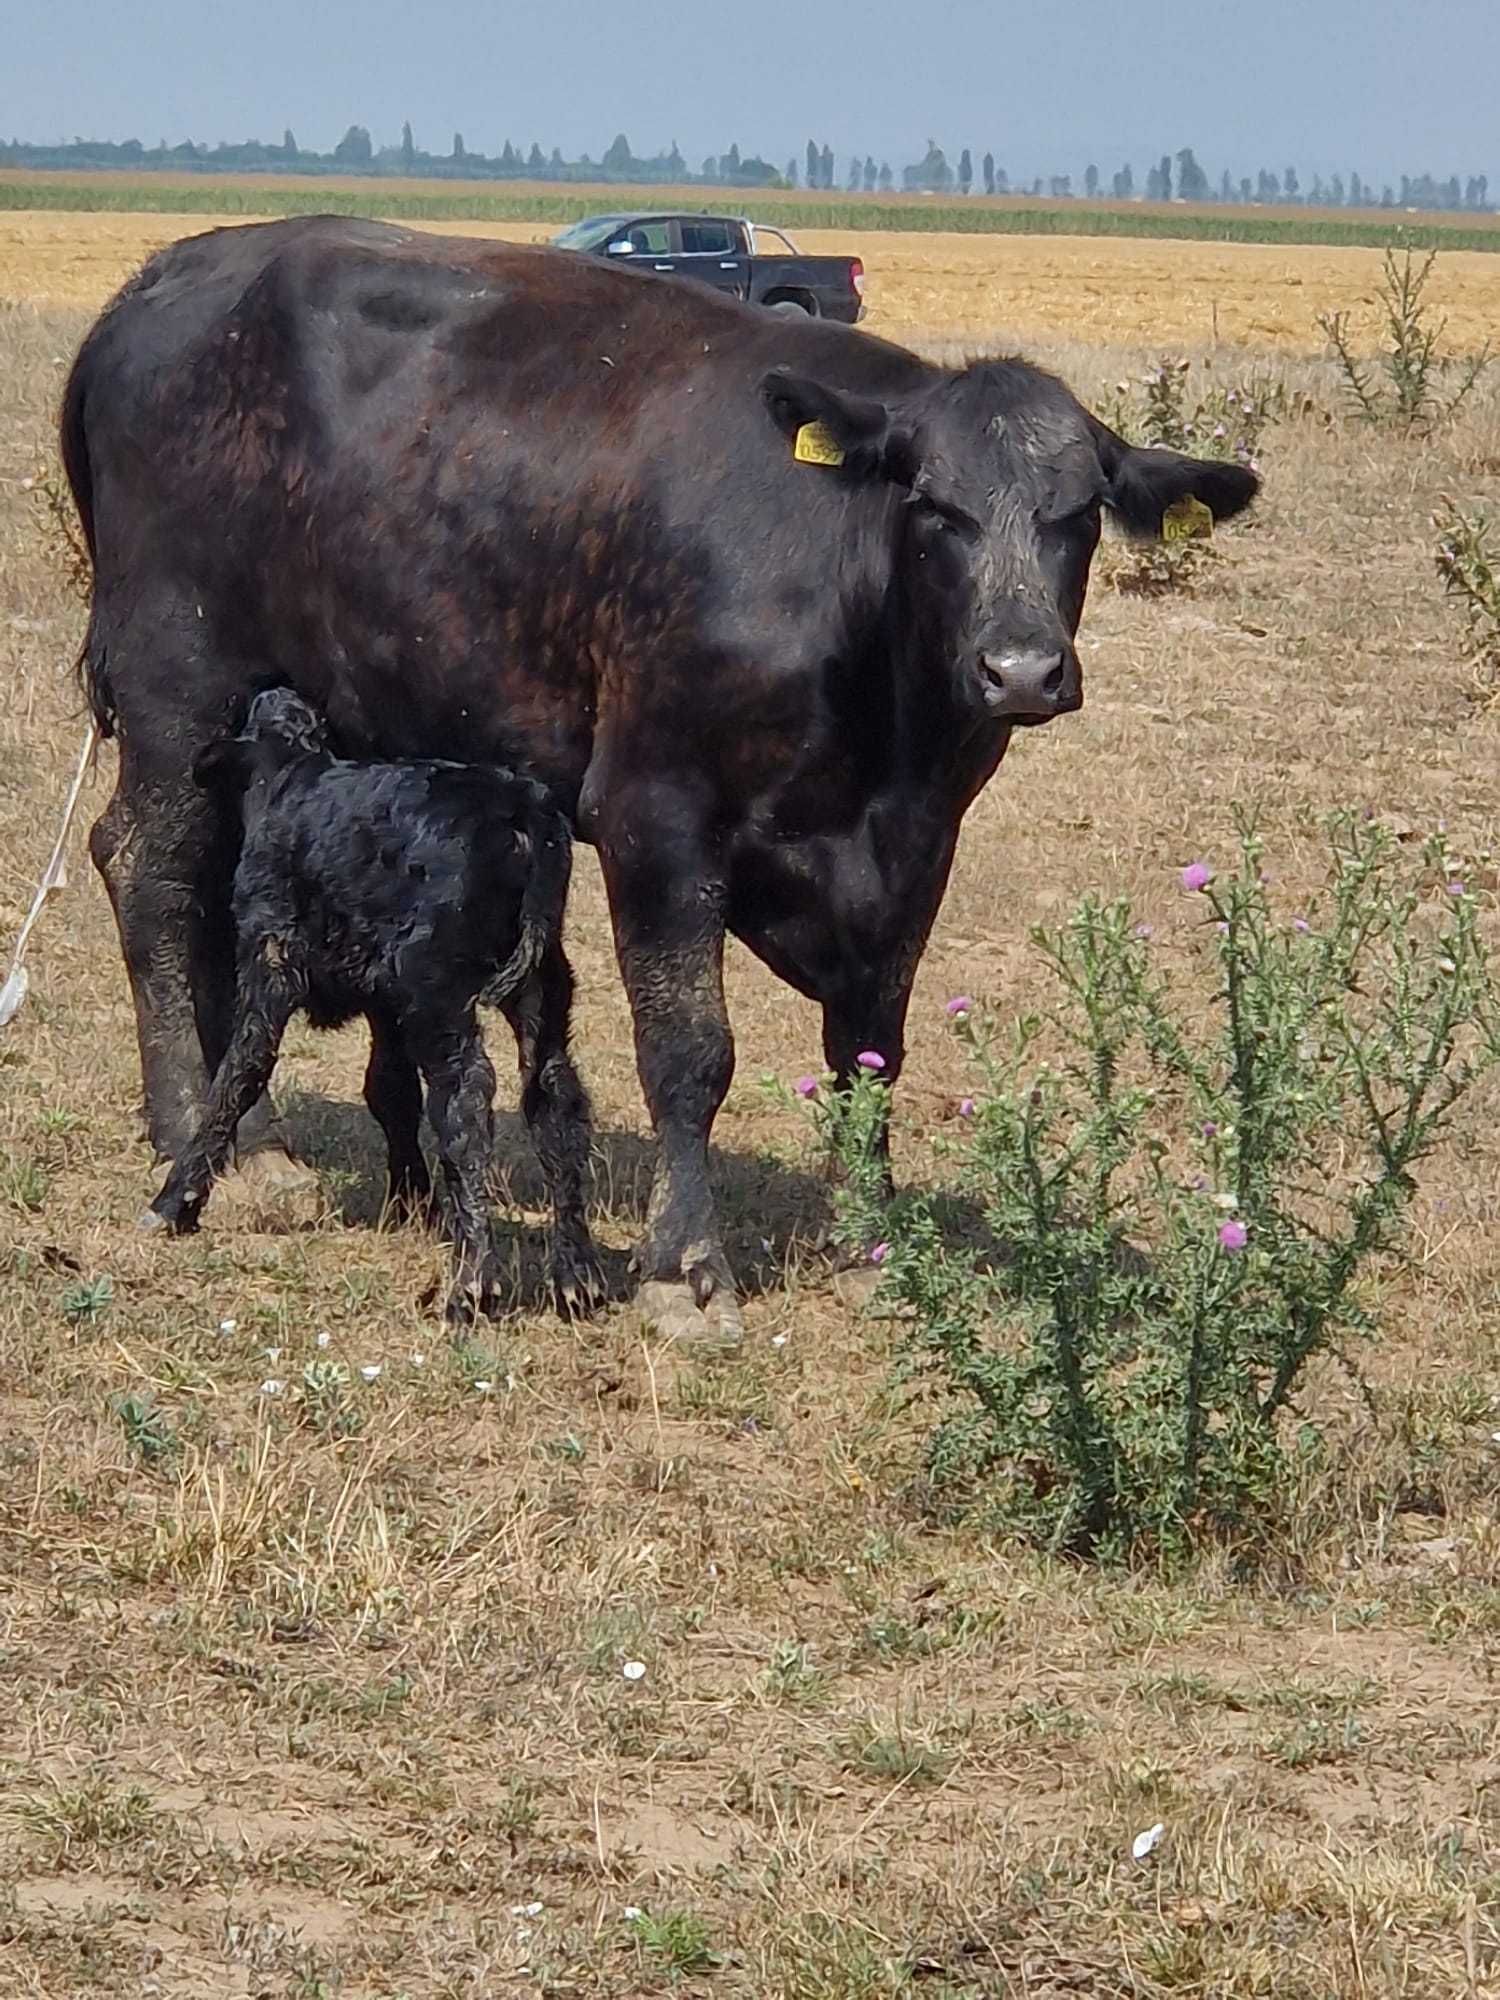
[552,216,634,251]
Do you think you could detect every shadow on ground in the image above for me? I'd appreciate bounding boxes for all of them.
[282,1089,839,1308]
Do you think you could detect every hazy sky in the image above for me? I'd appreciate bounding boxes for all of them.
[11,0,1495,182]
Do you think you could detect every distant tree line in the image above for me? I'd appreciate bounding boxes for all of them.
[894,142,1491,213]
[0,128,1491,213]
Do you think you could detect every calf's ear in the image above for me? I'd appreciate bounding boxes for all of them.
[760,369,918,487]
[1094,423,1260,541]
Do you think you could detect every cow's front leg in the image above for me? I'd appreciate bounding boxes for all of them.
[820,960,915,1210]
[596,797,740,1347]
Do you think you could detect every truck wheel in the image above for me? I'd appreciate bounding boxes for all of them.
[767,298,814,316]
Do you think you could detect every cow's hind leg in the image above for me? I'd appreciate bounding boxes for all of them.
[363,1009,434,1224]
[90,747,221,1163]
[87,629,307,1183]
[499,943,605,1317]
[596,793,741,1347]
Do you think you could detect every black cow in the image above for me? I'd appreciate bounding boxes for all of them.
[147,688,602,1323]
[63,215,1257,1344]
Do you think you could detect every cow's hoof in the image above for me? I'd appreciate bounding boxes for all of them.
[140,1193,199,1236]
[637,1279,744,1350]
[223,1147,324,1231]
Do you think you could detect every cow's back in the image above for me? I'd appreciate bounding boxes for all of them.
[63,214,938,804]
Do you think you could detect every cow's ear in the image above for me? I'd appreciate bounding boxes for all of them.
[1094,423,1260,541]
[760,369,917,486]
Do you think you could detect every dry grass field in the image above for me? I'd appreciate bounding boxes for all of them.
[6,215,1500,1997]
[8,205,1500,352]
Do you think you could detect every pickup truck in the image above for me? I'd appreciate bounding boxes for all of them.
[551,212,865,322]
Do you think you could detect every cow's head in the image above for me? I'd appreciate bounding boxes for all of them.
[761,359,1258,726]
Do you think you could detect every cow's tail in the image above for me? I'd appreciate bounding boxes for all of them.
[481,797,574,1009]
[58,347,113,739]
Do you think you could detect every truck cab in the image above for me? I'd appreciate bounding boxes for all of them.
[551,212,865,321]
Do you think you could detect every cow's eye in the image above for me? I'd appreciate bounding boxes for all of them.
[911,493,978,539]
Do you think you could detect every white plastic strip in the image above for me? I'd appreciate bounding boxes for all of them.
[0,720,100,1030]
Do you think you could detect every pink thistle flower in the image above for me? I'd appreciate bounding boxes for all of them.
[1180,861,1213,893]
[1447,880,1466,897]
[945,995,974,1019]
[1292,916,1310,932]
[958,1097,976,1118]
[794,1075,819,1099]
[1218,1220,1248,1252]
[856,1050,886,1072]
[869,1242,890,1266]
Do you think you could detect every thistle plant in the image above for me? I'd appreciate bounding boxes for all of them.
[793,814,1499,1563]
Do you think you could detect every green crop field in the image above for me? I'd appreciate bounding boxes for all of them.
[5,168,1500,250]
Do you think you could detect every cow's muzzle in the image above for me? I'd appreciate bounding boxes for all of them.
[979,648,1083,725]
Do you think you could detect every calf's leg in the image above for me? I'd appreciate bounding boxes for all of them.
[499,943,605,1316]
[409,1016,504,1325]
[146,955,299,1233]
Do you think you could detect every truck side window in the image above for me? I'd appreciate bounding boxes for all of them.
[680,221,737,256]
[626,221,674,254]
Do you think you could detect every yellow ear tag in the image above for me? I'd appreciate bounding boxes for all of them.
[794,420,846,467]
[1162,495,1214,542]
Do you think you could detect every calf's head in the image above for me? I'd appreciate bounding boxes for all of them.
[762,359,1259,726]
[194,687,334,805]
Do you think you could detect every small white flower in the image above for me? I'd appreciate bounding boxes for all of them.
[622,1660,647,1682]
[504,1373,518,1391]
[624,1905,644,1921]
[263,1346,281,1364]
[217,1318,237,1335]
[1131,1821,1165,1860]
[760,1238,774,1255]
[474,1379,495,1394]
[771,1333,788,1348]
[510,1901,543,1917]
[316,1330,331,1349]
[1439,957,1457,975]
[410,1351,426,1369]
[1214,1193,1238,1211]
[360,1364,382,1382]
[1489,1431,1500,1446]
[259,1378,285,1396]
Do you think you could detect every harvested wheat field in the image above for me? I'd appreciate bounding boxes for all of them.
[7,204,1500,352]
[7,213,1500,1998]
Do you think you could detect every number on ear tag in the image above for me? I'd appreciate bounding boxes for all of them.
[1162,495,1214,542]
[794,421,845,467]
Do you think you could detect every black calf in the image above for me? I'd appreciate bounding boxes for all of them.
[147,689,603,1322]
